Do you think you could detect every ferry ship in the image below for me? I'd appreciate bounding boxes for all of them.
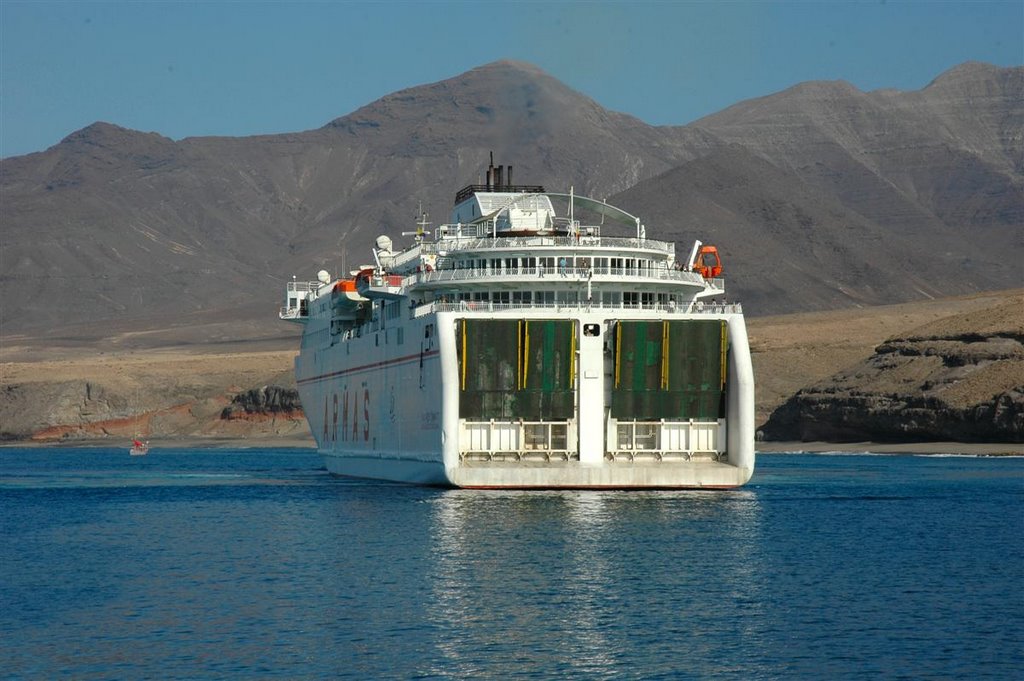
[280,160,755,488]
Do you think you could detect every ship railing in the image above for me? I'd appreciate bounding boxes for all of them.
[285,281,320,294]
[279,305,307,320]
[430,233,675,255]
[406,266,709,287]
[418,300,743,316]
[459,419,577,463]
[608,419,726,463]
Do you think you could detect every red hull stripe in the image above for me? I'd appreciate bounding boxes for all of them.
[298,349,440,385]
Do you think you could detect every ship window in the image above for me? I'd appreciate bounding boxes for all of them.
[594,258,608,274]
[556,291,578,304]
[472,291,490,301]
[641,292,654,306]
[494,292,510,304]
[505,258,518,273]
[538,291,555,305]
[425,323,433,339]
[512,291,532,304]
[584,324,600,337]
[490,258,501,273]
[523,257,536,271]
[624,292,639,307]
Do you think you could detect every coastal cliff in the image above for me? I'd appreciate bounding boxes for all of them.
[0,349,310,444]
[220,386,302,420]
[761,294,1024,442]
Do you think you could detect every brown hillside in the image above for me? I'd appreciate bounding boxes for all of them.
[3,290,1020,446]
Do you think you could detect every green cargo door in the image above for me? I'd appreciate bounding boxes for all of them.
[458,319,575,419]
[612,320,727,420]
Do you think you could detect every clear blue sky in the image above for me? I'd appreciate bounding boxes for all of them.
[2,1,1021,158]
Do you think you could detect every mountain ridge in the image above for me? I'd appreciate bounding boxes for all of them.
[1,60,1021,336]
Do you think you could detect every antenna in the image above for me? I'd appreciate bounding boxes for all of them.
[402,202,431,242]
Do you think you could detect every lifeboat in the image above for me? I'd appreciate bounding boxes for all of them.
[692,245,723,279]
[331,274,368,318]
[355,267,405,300]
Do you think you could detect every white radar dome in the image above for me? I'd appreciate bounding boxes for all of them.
[375,235,394,253]
[317,270,331,284]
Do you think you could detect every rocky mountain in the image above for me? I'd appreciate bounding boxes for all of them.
[612,61,1024,313]
[1,60,1021,337]
[762,292,1024,442]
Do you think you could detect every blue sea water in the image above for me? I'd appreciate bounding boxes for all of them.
[1,448,1021,680]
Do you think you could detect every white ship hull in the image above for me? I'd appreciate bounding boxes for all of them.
[296,308,754,489]
[284,167,755,488]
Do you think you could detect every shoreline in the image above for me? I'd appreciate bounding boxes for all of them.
[0,436,317,450]
[2,437,1021,456]
[756,441,1024,456]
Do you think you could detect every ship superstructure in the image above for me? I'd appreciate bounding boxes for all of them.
[280,161,755,488]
